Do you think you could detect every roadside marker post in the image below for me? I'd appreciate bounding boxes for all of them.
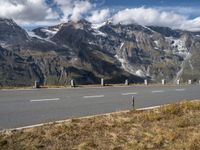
[125,79,129,85]
[101,78,105,86]
[144,79,148,86]
[132,96,135,109]
[188,80,192,85]
[162,79,165,85]
[71,80,75,88]
[34,81,40,88]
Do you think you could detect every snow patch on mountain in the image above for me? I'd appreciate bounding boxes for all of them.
[27,31,44,39]
[136,69,145,77]
[165,37,190,59]
[120,42,124,49]
[91,22,106,29]
[93,30,107,37]
[27,30,56,44]
[40,28,58,38]
[154,40,159,46]
[115,54,146,77]
[91,22,107,37]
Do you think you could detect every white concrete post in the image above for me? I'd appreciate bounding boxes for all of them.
[144,79,148,86]
[161,79,165,85]
[199,80,200,84]
[101,78,105,86]
[188,80,192,85]
[177,80,180,85]
[71,80,75,87]
[34,81,40,88]
[125,79,129,85]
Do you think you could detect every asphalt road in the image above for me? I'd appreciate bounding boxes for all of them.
[0,85,200,129]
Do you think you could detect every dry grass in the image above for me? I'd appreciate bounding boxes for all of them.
[1,100,200,150]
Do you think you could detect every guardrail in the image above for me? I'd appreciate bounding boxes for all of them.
[33,78,200,88]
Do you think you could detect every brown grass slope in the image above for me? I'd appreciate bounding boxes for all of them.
[0,100,200,150]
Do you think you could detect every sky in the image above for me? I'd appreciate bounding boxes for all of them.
[0,0,200,31]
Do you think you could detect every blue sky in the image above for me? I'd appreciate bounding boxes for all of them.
[0,0,200,31]
[101,0,200,7]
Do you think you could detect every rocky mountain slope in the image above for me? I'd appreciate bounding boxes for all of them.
[0,18,200,87]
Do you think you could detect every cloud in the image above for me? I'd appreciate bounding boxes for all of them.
[0,0,59,26]
[54,0,92,22]
[111,7,200,31]
[87,9,110,24]
[0,1,200,31]
[181,17,200,31]
[112,7,185,28]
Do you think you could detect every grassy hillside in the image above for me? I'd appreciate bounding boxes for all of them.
[0,100,200,150]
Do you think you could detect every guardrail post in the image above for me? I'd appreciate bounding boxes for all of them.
[125,79,129,85]
[188,80,192,85]
[71,80,75,87]
[34,81,40,88]
[101,78,105,86]
[161,79,165,85]
[177,80,180,85]
[144,79,148,86]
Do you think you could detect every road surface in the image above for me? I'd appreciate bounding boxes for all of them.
[0,85,200,129]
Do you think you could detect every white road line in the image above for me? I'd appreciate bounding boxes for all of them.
[175,89,185,91]
[152,90,164,93]
[121,92,138,96]
[137,105,161,110]
[30,98,60,102]
[83,95,104,99]
[1,89,38,92]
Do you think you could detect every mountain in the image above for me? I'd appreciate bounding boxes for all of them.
[0,18,200,87]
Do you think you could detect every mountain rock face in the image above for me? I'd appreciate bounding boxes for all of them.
[0,18,200,87]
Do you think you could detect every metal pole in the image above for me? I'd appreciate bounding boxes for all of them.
[132,96,135,109]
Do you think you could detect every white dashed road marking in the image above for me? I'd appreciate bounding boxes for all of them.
[152,90,164,93]
[175,89,185,91]
[30,98,60,102]
[121,92,138,96]
[83,95,105,99]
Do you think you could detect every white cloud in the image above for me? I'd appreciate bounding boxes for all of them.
[54,0,92,22]
[87,9,110,24]
[181,17,200,31]
[0,1,200,31]
[0,0,59,26]
[112,7,185,28]
[111,7,200,31]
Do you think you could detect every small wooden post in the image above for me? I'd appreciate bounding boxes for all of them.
[132,96,135,109]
